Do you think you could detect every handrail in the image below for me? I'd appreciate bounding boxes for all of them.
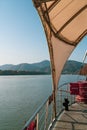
[22,94,52,130]
[58,82,70,88]
[22,82,75,130]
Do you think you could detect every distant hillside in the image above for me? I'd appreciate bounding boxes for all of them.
[0,60,51,74]
[0,60,86,75]
[62,60,83,74]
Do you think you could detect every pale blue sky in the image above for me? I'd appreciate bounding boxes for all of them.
[0,0,87,65]
[69,36,87,63]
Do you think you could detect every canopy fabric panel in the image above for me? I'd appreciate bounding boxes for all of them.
[32,0,87,89]
[51,35,74,87]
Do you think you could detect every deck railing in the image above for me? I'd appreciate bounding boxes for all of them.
[22,82,75,130]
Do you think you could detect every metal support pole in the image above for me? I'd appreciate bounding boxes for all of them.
[52,89,57,119]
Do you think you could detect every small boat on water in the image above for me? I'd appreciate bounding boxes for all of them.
[22,0,87,130]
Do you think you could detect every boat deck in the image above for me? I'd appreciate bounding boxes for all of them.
[52,103,87,130]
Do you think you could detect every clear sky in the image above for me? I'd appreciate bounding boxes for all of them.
[69,36,87,63]
[0,0,87,65]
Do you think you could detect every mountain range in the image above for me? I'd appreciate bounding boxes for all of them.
[0,60,86,75]
[0,60,51,74]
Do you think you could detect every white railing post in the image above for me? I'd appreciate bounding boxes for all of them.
[44,101,49,130]
[60,90,63,109]
[36,113,39,130]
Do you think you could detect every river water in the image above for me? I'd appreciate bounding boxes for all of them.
[0,75,85,130]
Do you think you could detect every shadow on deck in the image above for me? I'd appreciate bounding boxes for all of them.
[52,103,87,130]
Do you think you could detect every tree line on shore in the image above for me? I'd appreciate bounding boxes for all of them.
[0,70,49,75]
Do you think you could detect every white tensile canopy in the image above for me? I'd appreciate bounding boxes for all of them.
[32,0,87,94]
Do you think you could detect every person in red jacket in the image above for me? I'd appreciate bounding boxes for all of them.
[27,121,36,130]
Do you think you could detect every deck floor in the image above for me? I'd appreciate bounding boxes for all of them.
[52,103,87,130]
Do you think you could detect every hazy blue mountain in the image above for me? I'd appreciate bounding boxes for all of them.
[0,60,84,74]
[62,60,83,74]
[0,64,14,70]
[0,60,51,73]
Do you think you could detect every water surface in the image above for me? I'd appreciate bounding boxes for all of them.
[0,75,85,130]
